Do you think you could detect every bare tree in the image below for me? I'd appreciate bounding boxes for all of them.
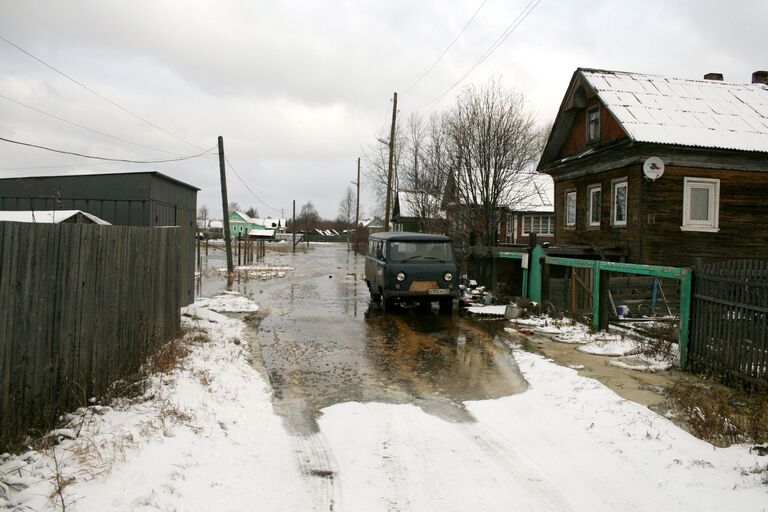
[443,79,541,246]
[363,118,406,221]
[197,204,209,221]
[338,186,355,226]
[397,112,451,233]
[245,206,259,219]
[298,201,320,234]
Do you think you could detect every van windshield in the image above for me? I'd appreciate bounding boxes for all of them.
[388,241,454,263]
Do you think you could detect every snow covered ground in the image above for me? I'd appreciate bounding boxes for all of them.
[2,295,766,511]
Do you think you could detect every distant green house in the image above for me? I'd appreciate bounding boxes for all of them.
[228,211,265,237]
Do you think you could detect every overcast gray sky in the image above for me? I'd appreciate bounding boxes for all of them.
[0,0,765,219]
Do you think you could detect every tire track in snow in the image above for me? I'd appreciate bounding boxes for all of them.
[294,431,343,511]
[460,421,572,511]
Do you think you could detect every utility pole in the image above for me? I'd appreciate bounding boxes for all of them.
[355,157,360,254]
[384,91,397,230]
[292,199,296,254]
[218,136,234,283]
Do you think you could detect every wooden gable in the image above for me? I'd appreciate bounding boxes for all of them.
[539,70,630,170]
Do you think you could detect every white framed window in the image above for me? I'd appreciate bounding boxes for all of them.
[681,177,720,232]
[523,215,554,236]
[612,179,628,227]
[588,184,601,227]
[505,213,514,243]
[587,106,600,143]
[565,190,577,228]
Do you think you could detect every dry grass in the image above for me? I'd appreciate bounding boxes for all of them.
[671,378,768,447]
[634,321,677,360]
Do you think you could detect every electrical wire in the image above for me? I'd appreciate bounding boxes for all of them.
[0,136,216,163]
[404,0,542,112]
[401,0,489,95]
[224,157,282,213]
[0,34,206,151]
[0,92,182,155]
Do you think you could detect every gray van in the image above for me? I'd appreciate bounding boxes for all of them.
[364,232,459,312]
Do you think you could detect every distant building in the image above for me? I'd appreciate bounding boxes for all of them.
[392,189,445,233]
[538,68,768,266]
[228,211,265,237]
[0,171,198,304]
[501,173,555,245]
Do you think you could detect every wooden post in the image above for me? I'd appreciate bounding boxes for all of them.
[384,92,397,230]
[598,269,611,331]
[292,199,297,253]
[218,136,234,283]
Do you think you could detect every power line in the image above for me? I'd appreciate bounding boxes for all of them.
[0,92,182,155]
[405,0,542,112]
[401,0,490,95]
[0,34,205,151]
[224,157,282,213]
[0,136,216,164]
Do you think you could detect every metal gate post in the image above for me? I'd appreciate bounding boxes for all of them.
[592,262,601,330]
[528,245,545,302]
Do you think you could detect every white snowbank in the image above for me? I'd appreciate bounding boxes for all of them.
[0,302,314,511]
[194,291,259,312]
[577,337,638,356]
[465,305,507,316]
[316,348,766,511]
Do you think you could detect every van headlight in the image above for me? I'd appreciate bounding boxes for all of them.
[443,272,453,282]
[396,272,406,282]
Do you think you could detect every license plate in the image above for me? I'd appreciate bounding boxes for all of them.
[428,288,449,295]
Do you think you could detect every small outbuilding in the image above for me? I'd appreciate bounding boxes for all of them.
[0,171,198,304]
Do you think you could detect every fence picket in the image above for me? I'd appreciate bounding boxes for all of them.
[0,222,183,449]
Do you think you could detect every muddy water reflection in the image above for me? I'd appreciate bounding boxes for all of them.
[213,245,528,435]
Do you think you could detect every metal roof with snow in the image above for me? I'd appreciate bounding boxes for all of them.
[581,68,768,153]
[0,210,111,224]
[510,173,554,213]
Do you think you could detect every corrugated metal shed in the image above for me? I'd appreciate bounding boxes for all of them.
[581,69,768,152]
[0,171,198,305]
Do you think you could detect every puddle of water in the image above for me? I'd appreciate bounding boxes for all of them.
[201,244,529,435]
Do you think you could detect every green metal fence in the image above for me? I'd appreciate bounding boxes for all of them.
[502,246,693,368]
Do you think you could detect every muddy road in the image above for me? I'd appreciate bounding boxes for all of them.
[200,243,527,434]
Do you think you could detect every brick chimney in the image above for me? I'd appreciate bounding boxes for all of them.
[752,71,768,85]
[703,73,723,81]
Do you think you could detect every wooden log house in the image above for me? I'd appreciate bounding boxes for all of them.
[537,68,768,267]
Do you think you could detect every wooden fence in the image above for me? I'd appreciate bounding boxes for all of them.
[0,222,182,449]
[689,260,768,385]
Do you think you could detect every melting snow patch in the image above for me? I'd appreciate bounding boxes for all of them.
[578,337,638,356]
[195,291,259,312]
[465,305,507,316]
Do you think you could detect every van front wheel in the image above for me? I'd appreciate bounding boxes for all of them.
[439,298,455,315]
[370,290,382,303]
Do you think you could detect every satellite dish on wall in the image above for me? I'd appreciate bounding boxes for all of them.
[643,157,665,180]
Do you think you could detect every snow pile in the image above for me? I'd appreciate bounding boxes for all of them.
[465,305,507,316]
[195,291,259,312]
[577,337,639,356]
[0,302,314,511]
[608,354,673,372]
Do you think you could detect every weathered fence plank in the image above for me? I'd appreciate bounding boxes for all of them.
[0,222,183,449]
[690,259,768,385]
